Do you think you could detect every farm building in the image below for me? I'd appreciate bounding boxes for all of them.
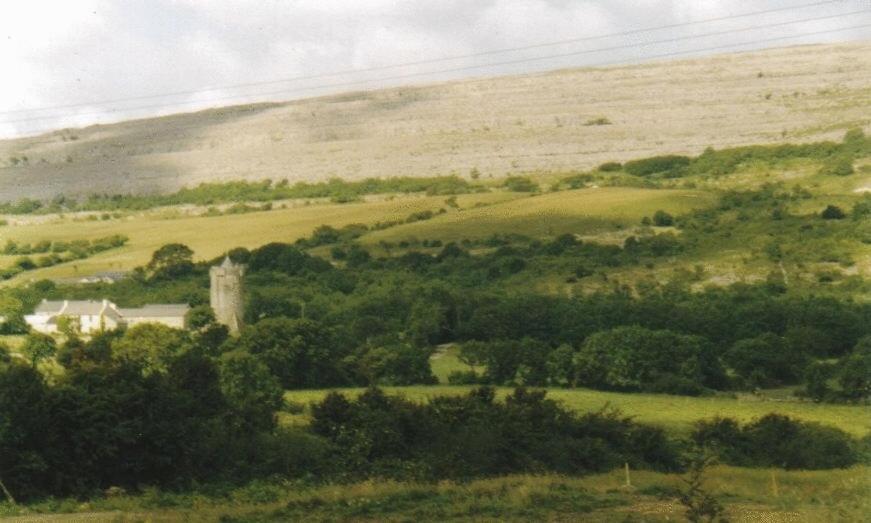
[77,271,129,284]
[25,299,189,334]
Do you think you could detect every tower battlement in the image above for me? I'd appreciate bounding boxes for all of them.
[210,257,245,334]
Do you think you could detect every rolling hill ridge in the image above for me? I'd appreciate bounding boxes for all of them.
[0,41,869,201]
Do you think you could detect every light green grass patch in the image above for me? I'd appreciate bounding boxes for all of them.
[0,192,506,284]
[283,386,870,437]
[362,187,715,244]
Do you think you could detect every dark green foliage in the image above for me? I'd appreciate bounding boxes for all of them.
[573,326,725,395]
[692,414,858,469]
[247,243,332,276]
[0,236,127,280]
[219,351,283,432]
[598,161,622,172]
[459,338,553,386]
[818,157,854,176]
[0,364,51,499]
[677,450,727,523]
[820,204,846,220]
[802,361,834,402]
[185,304,217,331]
[502,176,540,192]
[0,177,483,215]
[624,155,691,177]
[295,223,368,248]
[20,333,57,368]
[310,387,681,480]
[838,336,871,401]
[723,333,806,388]
[234,317,349,389]
[146,243,195,280]
[652,210,674,226]
[350,342,438,386]
[0,336,296,500]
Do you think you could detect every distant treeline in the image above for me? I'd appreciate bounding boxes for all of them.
[559,128,870,185]
[0,176,483,215]
[0,235,128,280]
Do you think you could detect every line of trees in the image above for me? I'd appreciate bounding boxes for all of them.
[0,176,482,215]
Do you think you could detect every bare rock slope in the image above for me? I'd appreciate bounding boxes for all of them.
[0,42,868,200]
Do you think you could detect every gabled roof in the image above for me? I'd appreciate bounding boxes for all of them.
[33,300,65,314]
[62,300,106,316]
[118,304,190,318]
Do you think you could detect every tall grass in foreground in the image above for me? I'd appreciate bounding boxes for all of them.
[2,466,867,522]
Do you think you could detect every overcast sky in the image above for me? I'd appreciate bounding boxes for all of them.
[1,0,869,138]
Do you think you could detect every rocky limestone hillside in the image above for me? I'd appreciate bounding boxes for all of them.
[0,42,868,201]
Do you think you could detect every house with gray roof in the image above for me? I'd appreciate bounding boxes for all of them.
[117,304,189,329]
[25,299,188,334]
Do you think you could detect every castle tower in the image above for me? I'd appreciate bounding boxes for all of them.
[210,257,245,334]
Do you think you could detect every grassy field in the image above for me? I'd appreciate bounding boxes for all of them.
[0,186,713,284]
[362,187,715,244]
[282,385,870,438]
[0,192,514,284]
[3,466,867,522]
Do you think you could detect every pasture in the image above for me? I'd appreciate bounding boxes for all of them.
[282,385,871,438]
[0,186,712,284]
[0,191,513,283]
[361,187,715,244]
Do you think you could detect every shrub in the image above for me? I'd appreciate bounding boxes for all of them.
[309,387,681,479]
[838,336,870,401]
[818,157,854,176]
[598,161,622,172]
[821,205,846,220]
[652,210,674,226]
[14,257,36,270]
[724,333,806,387]
[692,414,858,469]
[624,155,691,177]
[584,117,611,126]
[502,176,540,192]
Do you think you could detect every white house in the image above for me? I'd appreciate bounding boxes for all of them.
[25,299,189,334]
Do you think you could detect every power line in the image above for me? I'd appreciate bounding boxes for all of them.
[9,25,870,138]
[0,0,851,117]
[4,11,867,127]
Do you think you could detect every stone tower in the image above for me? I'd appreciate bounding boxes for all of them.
[210,257,245,334]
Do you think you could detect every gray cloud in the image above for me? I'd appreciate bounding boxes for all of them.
[1,0,868,137]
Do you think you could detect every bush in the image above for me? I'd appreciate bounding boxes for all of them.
[652,210,674,226]
[584,117,611,126]
[502,176,540,193]
[598,161,622,172]
[692,414,858,469]
[821,205,846,220]
[819,157,854,176]
[724,333,806,387]
[624,155,691,177]
[310,387,681,479]
[838,336,870,401]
